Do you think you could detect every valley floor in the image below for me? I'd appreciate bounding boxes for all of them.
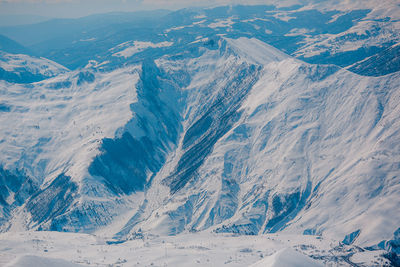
[0,231,390,266]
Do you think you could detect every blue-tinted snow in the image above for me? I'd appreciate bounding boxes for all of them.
[0,3,399,261]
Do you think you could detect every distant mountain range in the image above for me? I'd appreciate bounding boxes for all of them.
[0,14,51,27]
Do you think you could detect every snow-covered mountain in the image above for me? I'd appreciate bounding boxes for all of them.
[0,51,67,83]
[0,35,66,83]
[111,37,400,250]
[0,2,400,266]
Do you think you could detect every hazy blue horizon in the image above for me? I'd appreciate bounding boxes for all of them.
[1,0,182,19]
[0,0,283,19]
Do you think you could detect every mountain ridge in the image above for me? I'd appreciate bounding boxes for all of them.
[0,4,399,265]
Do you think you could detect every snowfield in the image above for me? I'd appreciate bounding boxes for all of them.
[0,65,140,185]
[111,41,174,58]
[0,52,67,77]
[0,231,391,266]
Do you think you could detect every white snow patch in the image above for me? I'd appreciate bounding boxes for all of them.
[242,17,271,23]
[165,25,187,33]
[111,41,173,58]
[250,248,323,267]
[6,255,84,267]
[190,37,209,44]
[208,17,235,28]
[194,14,206,19]
[193,19,206,25]
[285,28,315,37]
[0,52,68,77]
[79,38,96,42]
[272,12,296,22]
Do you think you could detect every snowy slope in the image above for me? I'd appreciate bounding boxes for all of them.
[7,255,84,267]
[0,51,68,83]
[0,66,139,185]
[0,64,142,231]
[0,231,392,266]
[249,248,323,267]
[113,37,400,251]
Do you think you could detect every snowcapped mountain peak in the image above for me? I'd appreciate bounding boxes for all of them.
[225,37,291,65]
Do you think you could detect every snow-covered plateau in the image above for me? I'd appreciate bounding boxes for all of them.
[0,1,400,266]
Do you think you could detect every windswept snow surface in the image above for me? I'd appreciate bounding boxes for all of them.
[0,51,68,83]
[226,38,289,65]
[111,41,173,58]
[0,66,139,184]
[7,255,84,267]
[0,52,67,76]
[249,248,323,267]
[0,231,391,266]
[0,64,142,231]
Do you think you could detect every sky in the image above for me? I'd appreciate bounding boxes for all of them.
[0,0,297,19]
